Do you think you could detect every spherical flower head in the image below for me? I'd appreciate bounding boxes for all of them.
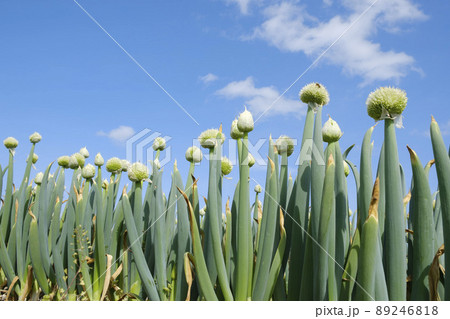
[276,135,295,156]
[247,153,255,167]
[343,160,350,177]
[322,117,343,143]
[198,129,225,149]
[299,83,329,106]
[79,147,89,158]
[94,153,104,166]
[106,157,123,174]
[185,146,203,163]
[27,153,39,164]
[29,132,42,144]
[3,137,18,150]
[34,172,44,185]
[237,107,254,133]
[102,179,109,189]
[121,160,130,172]
[81,164,96,180]
[73,153,85,168]
[152,137,166,151]
[68,155,80,169]
[57,155,70,168]
[366,87,407,120]
[230,119,244,139]
[221,157,233,176]
[128,162,149,182]
[199,206,206,216]
[254,184,262,193]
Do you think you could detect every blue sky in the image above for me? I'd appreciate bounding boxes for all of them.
[1,0,449,211]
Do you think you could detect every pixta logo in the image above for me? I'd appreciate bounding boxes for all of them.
[126,129,171,168]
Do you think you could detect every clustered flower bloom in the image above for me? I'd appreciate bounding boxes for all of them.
[82,164,96,179]
[198,129,225,149]
[366,87,407,121]
[299,83,330,106]
[106,157,123,174]
[128,162,149,182]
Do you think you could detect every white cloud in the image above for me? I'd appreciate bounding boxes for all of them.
[199,73,219,84]
[216,76,305,118]
[252,0,427,84]
[97,125,136,144]
[226,0,258,15]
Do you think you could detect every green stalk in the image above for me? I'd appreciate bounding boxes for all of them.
[174,166,190,301]
[430,117,450,300]
[263,210,286,300]
[177,187,218,300]
[317,152,335,301]
[359,126,374,230]
[93,171,107,300]
[252,158,278,300]
[355,197,379,300]
[339,225,360,300]
[334,142,349,297]
[407,146,435,300]
[383,119,406,300]
[121,189,160,300]
[29,213,50,295]
[287,106,314,300]
[273,152,288,300]
[1,150,15,239]
[235,132,250,300]
[207,142,233,300]
[153,164,168,300]
[310,106,325,300]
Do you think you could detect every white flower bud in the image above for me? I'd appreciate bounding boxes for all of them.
[322,117,342,143]
[94,153,104,166]
[128,162,149,182]
[153,158,161,170]
[121,160,130,172]
[185,146,203,163]
[27,153,39,164]
[230,119,244,139]
[221,157,233,175]
[152,137,166,151]
[3,137,18,150]
[254,184,262,193]
[102,179,109,189]
[247,153,255,167]
[79,147,89,158]
[198,129,225,149]
[34,172,44,185]
[276,135,295,156]
[81,164,96,179]
[72,153,85,168]
[237,107,254,133]
[29,132,42,144]
[58,155,70,168]
[69,155,80,169]
[343,160,350,177]
[106,157,122,174]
